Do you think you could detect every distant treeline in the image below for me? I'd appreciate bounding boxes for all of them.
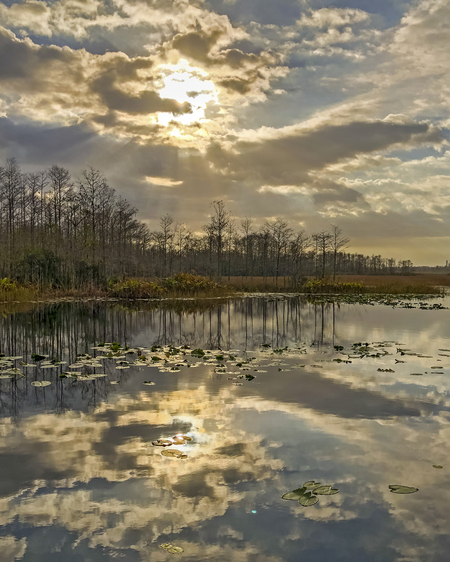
[0,159,413,288]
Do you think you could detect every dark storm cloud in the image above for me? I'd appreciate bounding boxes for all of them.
[240,368,433,419]
[0,117,98,164]
[209,120,444,186]
[339,206,450,239]
[219,77,253,94]
[172,30,221,64]
[172,29,264,68]
[312,182,367,205]
[91,74,192,115]
[0,26,76,80]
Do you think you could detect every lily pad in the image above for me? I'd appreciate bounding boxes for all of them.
[282,487,307,500]
[143,381,156,385]
[152,439,173,447]
[159,544,184,554]
[31,354,47,362]
[389,485,418,494]
[298,493,319,507]
[317,488,339,495]
[168,546,184,554]
[31,381,51,387]
[172,434,192,443]
[313,486,332,495]
[433,465,443,469]
[161,449,185,458]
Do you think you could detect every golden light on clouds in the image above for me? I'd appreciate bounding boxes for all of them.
[1,0,450,261]
[156,60,218,127]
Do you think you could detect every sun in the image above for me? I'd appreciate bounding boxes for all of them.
[156,60,218,127]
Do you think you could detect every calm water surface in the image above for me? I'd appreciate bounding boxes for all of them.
[1,296,450,562]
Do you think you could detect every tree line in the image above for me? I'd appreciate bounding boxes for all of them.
[0,160,414,288]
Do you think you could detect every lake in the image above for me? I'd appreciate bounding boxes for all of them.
[1,295,450,562]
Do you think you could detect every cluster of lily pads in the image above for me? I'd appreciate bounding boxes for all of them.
[306,294,446,308]
[152,434,193,459]
[282,481,421,508]
[282,480,339,507]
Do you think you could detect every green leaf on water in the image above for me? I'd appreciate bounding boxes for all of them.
[313,486,332,495]
[433,465,443,469]
[303,481,321,490]
[389,485,418,494]
[317,488,339,495]
[282,487,307,500]
[31,381,51,387]
[298,493,319,507]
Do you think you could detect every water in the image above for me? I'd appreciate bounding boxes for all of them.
[1,295,450,562]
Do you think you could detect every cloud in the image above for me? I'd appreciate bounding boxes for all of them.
[91,73,192,115]
[0,0,450,262]
[0,537,27,562]
[0,26,77,81]
[208,118,443,186]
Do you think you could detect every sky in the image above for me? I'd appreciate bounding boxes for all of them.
[0,0,449,265]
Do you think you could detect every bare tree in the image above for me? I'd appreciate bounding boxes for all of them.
[312,230,332,279]
[291,229,310,286]
[266,218,293,285]
[330,225,350,281]
[208,200,232,278]
[240,217,253,279]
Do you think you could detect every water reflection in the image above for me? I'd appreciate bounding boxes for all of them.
[1,297,450,561]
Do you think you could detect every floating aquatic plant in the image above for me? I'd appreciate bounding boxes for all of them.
[159,543,184,554]
[161,449,187,459]
[389,485,418,494]
[282,481,339,507]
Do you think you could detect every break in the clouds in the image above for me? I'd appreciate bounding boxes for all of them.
[0,0,449,264]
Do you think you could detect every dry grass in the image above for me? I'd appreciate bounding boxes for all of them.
[224,274,448,294]
[335,274,450,287]
[0,279,38,303]
[225,276,295,291]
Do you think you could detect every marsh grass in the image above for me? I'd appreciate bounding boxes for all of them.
[0,273,445,310]
[0,278,38,303]
[108,273,237,299]
[227,275,445,295]
[359,283,442,295]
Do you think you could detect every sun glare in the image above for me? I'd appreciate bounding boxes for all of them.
[156,60,218,127]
